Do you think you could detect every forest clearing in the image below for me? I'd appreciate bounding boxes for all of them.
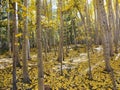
[0,0,120,90]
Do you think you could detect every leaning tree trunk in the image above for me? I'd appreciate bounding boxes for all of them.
[36,0,44,89]
[22,0,30,83]
[97,0,117,89]
[76,1,93,81]
[75,3,93,89]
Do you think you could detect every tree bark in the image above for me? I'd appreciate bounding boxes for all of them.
[11,1,21,67]
[75,3,93,89]
[27,39,31,60]
[97,0,111,72]
[36,0,44,89]
[43,0,48,55]
[12,2,18,90]
[72,19,77,47]
[86,0,93,81]
[114,0,119,53]
[107,0,115,56]
[22,0,30,83]
[93,0,99,45]
[97,0,117,89]
[7,0,11,57]
[58,0,64,76]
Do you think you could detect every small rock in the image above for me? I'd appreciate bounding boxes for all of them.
[93,46,103,53]
[115,53,120,60]
[79,53,87,59]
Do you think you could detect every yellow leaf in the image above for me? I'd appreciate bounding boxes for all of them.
[15,33,22,37]
[14,43,20,46]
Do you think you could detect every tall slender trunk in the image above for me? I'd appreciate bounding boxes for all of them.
[72,19,77,47]
[97,0,117,89]
[107,0,115,56]
[26,0,31,60]
[43,0,48,59]
[0,28,2,54]
[27,39,31,60]
[86,0,92,81]
[0,2,1,53]
[114,0,119,53]
[97,0,111,72]
[44,30,48,61]
[11,1,21,67]
[58,0,64,76]
[65,24,69,57]
[54,36,57,56]
[22,0,30,83]
[93,0,99,45]
[12,2,18,90]
[95,0,103,45]
[75,3,93,89]
[7,1,11,57]
[83,1,93,89]
[36,0,44,89]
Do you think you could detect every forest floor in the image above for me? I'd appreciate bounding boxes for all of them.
[0,46,120,89]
